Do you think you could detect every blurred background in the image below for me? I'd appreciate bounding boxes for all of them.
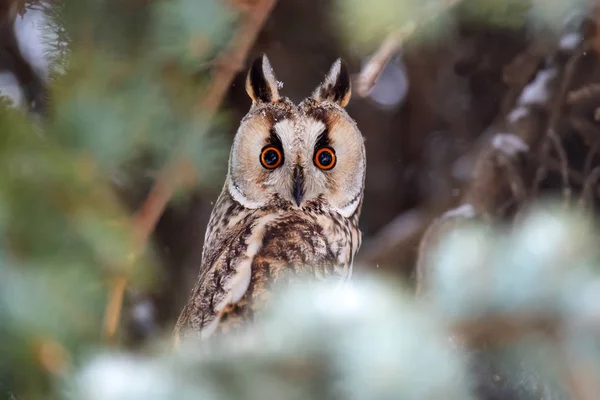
[2,0,600,399]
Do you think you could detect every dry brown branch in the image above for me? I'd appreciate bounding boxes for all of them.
[570,116,600,146]
[584,140,600,176]
[355,209,430,267]
[579,167,600,210]
[532,44,590,197]
[539,156,600,202]
[102,0,279,340]
[451,315,557,348]
[354,0,462,98]
[549,129,572,205]
[567,84,600,105]
[354,29,409,98]
[496,153,528,203]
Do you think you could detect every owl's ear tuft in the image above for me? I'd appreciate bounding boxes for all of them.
[312,58,351,108]
[245,54,280,104]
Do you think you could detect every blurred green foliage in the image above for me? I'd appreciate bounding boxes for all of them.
[1,0,235,398]
[335,0,593,53]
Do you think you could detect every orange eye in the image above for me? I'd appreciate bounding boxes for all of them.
[314,147,336,170]
[260,146,283,169]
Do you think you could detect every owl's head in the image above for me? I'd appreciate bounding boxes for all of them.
[226,54,366,217]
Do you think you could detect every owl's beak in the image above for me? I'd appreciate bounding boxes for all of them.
[292,165,305,207]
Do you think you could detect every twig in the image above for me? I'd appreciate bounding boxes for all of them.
[584,140,600,177]
[497,197,517,218]
[103,275,129,340]
[354,0,462,98]
[570,116,600,146]
[197,0,278,114]
[355,28,409,98]
[451,315,557,348]
[102,0,279,340]
[578,167,600,211]
[549,129,572,206]
[355,209,429,266]
[532,43,590,197]
[541,156,600,200]
[496,153,527,203]
[566,84,600,105]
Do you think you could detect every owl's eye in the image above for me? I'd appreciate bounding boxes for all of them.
[314,147,336,170]
[260,146,283,169]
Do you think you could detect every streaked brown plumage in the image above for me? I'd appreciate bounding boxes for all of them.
[173,54,366,343]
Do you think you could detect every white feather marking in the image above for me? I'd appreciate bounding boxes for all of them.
[201,214,279,338]
[227,179,264,209]
[336,193,362,218]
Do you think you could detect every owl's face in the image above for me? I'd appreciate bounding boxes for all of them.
[227,55,365,218]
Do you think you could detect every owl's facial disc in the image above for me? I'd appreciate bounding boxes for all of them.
[227,54,365,216]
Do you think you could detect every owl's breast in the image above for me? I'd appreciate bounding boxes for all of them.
[252,211,356,282]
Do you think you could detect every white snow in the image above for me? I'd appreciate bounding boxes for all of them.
[507,106,529,124]
[559,33,581,51]
[492,133,529,156]
[517,68,557,107]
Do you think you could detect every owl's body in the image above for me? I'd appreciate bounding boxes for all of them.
[174,55,366,342]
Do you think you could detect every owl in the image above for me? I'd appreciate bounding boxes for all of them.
[173,54,366,343]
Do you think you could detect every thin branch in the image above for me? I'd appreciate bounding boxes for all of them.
[584,140,600,177]
[549,129,572,206]
[103,276,128,340]
[532,44,589,197]
[496,153,528,203]
[354,0,462,98]
[355,208,429,266]
[451,315,557,347]
[102,0,279,340]
[566,83,600,105]
[569,116,600,147]
[354,28,409,98]
[578,167,600,211]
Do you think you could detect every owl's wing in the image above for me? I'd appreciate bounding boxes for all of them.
[173,213,279,342]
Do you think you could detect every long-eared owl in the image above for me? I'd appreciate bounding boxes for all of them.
[174,54,366,343]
